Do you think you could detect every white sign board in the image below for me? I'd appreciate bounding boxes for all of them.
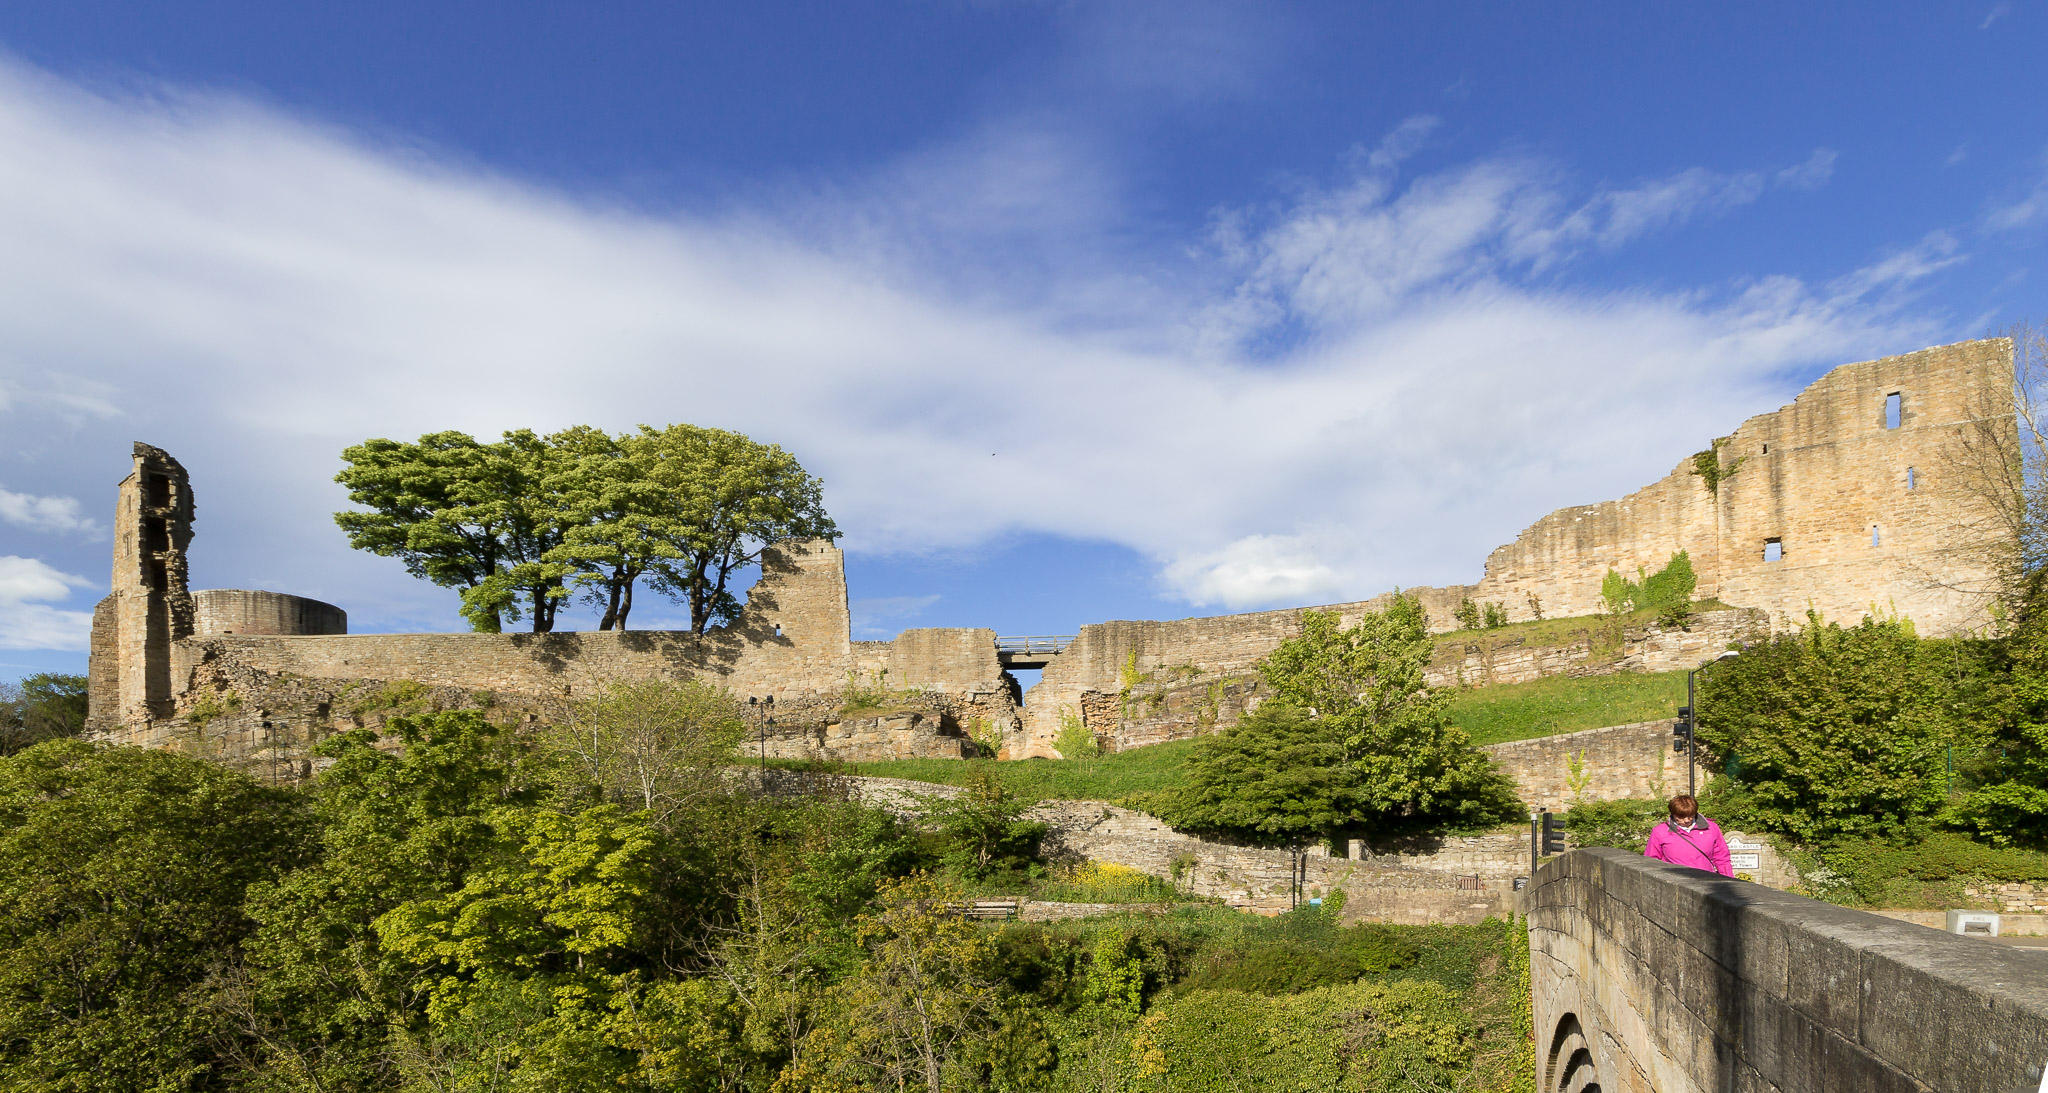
[1730,852,1761,871]
[1728,840,1763,852]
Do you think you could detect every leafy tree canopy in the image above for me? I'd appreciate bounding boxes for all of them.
[335,424,835,634]
[0,673,88,755]
[1696,610,1996,842]
[1152,600,1521,845]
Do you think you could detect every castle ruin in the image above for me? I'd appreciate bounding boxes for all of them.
[86,338,2016,768]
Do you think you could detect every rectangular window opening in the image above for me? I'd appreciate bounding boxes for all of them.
[1761,443,1769,455]
[1885,391,1903,429]
[1763,538,1784,563]
[1907,466,1917,490]
[144,473,170,509]
[1872,525,1881,548]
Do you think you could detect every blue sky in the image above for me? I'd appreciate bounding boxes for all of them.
[2,2,2045,678]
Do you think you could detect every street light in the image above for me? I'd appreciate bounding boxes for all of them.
[1684,649,1741,797]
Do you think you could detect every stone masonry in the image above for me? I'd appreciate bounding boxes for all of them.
[1018,339,2014,755]
[1528,848,2048,1093]
[89,339,2015,772]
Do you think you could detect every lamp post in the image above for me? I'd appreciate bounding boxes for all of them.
[1684,649,1741,797]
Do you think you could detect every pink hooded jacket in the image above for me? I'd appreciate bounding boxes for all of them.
[1643,818,1734,876]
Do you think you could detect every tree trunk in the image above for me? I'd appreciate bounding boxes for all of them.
[597,575,623,631]
[617,578,634,629]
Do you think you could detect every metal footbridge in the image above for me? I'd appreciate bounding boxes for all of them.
[994,635,1073,669]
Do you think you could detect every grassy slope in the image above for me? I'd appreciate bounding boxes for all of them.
[1428,599,1732,657]
[792,738,1199,802]
[812,669,1684,795]
[1447,669,1687,746]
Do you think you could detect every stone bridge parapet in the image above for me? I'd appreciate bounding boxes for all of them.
[1528,848,2048,1092]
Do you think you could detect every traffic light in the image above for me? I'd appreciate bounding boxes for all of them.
[1673,705,1694,752]
[1540,811,1567,856]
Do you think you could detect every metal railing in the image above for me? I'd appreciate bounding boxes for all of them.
[995,635,1075,656]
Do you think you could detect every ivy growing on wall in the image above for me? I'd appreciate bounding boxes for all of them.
[1690,437,1748,494]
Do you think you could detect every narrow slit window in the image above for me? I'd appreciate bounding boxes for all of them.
[1763,538,1784,563]
[1885,391,1902,429]
[1762,443,1769,455]
[1907,466,1917,490]
[1872,525,1881,547]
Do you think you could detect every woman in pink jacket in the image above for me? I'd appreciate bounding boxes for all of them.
[1643,794,1733,877]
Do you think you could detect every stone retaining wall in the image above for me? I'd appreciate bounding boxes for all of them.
[1528,847,2048,1093]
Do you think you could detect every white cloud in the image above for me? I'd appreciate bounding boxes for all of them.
[1162,535,1342,608]
[1986,151,2048,232]
[0,486,101,537]
[1981,2,2013,30]
[0,60,1944,639]
[0,556,94,651]
[851,594,941,636]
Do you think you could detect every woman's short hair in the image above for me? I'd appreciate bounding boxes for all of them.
[1668,794,1699,821]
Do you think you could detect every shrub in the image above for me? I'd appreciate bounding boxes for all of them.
[1563,798,1666,853]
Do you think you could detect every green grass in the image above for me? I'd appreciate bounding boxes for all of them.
[776,671,1687,795]
[1431,600,1734,657]
[1447,669,1687,746]
[769,738,1199,802]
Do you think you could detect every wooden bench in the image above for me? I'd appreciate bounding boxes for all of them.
[953,900,1021,921]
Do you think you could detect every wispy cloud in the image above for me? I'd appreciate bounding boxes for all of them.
[0,487,101,537]
[0,556,94,651]
[0,61,1944,641]
[1986,150,2048,232]
[1981,2,2013,30]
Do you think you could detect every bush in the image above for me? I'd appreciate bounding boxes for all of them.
[1694,611,1990,841]
[1562,798,1667,853]
[1792,832,2048,908]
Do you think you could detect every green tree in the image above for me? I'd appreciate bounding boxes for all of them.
[1696,611,1983,841]
[548,677,746,828]
[1638,550,1698,627]
[922,771,1047,879]
[1453,597,1482,631]
[790,875,1012,1093]
[234,711,556,1089]
[627,424,838,634]
[336,424,835,635]
[0,741,312,1091]
[0,673,89,755]
[1148,700,1359,845]
[334,430,573,632]
[1947,573,2048,846]
[375,804,670,1091]
[1156,602,1520,844]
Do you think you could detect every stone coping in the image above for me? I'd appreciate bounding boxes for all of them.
[1531,848,2048,1092]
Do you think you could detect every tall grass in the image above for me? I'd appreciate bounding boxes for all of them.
[1447,669,1687,745]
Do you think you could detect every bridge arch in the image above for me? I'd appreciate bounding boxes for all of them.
[1545,1013,1603,1092]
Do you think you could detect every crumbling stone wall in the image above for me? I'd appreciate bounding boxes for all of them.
[1022,341,2009,756]
[192,589,347,637]
[96,519,1021,768]
[87,443,197,731]
[1476,338,2012,631]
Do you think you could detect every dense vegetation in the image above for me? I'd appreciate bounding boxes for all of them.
[1144,600,1523,845]
[1696,599,2048,849]
[783,739,1202,803]
[0,688,1534,1092]
[335,426,835,633]
[1553,587,2048,909]
[0,672,88,755]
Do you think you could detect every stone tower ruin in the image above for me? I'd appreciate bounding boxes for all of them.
[86,444,198,732]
